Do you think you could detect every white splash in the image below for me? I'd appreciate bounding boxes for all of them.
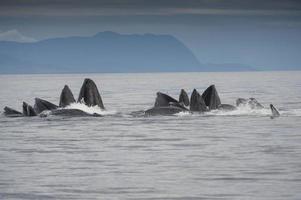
[64,103,117,116]
[175,111,191,116]
[204,104,272,116]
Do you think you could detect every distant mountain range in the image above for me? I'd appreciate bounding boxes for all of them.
[0,31,255,74]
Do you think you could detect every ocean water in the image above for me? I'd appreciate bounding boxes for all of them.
[0,71,301,200]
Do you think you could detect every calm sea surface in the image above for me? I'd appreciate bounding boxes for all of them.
[0,72,301,200]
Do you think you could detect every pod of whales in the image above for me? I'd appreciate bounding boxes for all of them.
[146,85,230,115]
[2,78,280,118]
[144,84,280,117]
[3,78,105,117]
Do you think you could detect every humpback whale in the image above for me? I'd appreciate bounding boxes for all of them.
[42,79,105,117]
[270,104,280,119]
[145,92,188,115]
[23,102,37,116]
[2,78,282,119]
[236,98,264,109]
[34,98,58,114]
[2,78,105,118]
[201,85,221,110]
[3,107,23,117]
[190,86,236,111]
[155,92,178,107]
[78,78,105,109]
[179,89,190,107]
[59,85,75,107]
[190,89,207,112]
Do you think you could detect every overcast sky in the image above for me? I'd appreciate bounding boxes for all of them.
[0,0,301,69]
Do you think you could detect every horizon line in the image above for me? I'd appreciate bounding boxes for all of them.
[1,69,300,76]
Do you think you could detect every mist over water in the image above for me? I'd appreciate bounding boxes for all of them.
[0,71,301,200]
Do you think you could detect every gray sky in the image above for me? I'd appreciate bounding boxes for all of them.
[1,0,301,69]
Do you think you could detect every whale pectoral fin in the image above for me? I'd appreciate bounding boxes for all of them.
[270,104,280,118]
